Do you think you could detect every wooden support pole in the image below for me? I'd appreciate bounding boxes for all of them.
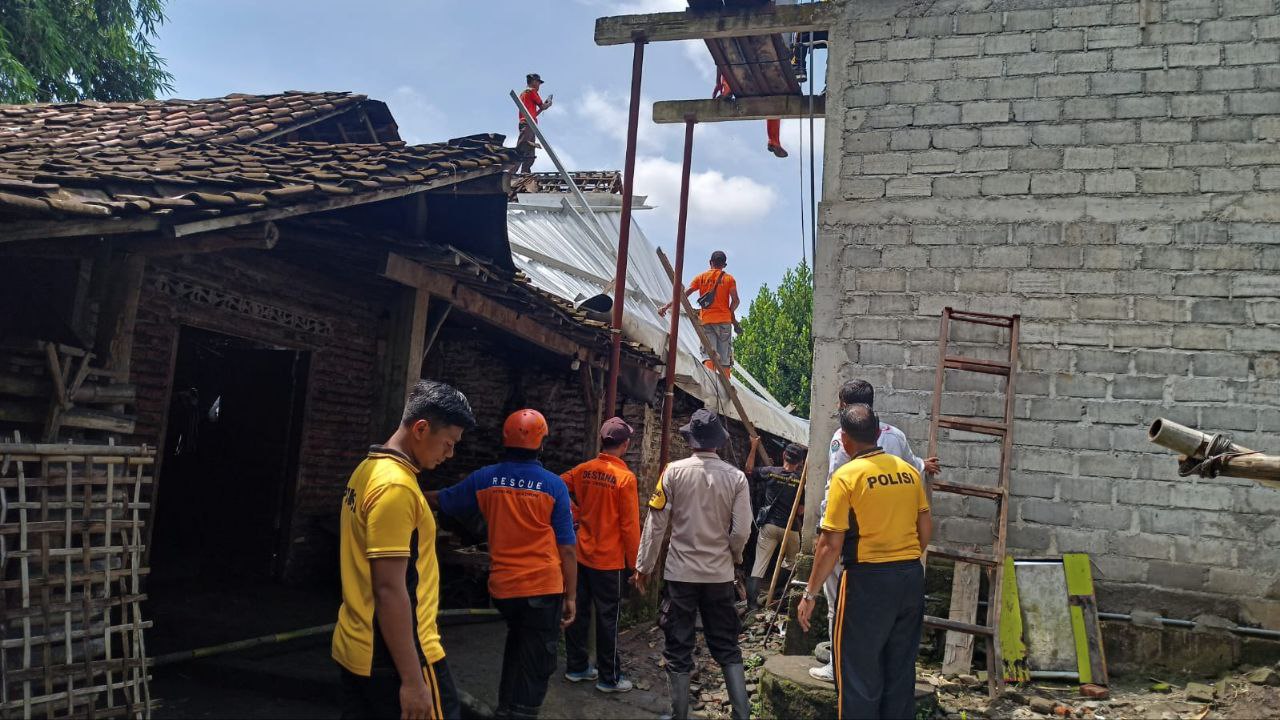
[653,95,826,124]
[659,119,696,472]
[657,248,771,467]
[375,284,430,437]
[604,39,646,417]
[764,458,807,611]
[595,2,839,46]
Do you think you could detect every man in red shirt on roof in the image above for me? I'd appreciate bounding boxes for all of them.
[517,73,553,174]
[561,417,642,694]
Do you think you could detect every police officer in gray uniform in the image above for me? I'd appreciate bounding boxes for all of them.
[632,409,753,720]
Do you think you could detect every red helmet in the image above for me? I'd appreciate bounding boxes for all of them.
[503,409,548,450]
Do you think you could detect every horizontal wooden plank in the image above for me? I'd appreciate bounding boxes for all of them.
[653,94,825,123]
[595,2,838,46]
[924,615,995,637]
[382,253,588,360]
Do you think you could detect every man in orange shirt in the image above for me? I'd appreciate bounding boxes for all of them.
[660,250,741,378]
[561,417,642,693]
[431,409,576,719]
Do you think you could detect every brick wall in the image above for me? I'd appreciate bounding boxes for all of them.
[813,0,1280,623]
[131,250,389,583]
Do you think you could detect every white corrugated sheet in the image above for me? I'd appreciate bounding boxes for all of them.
[507,195,809,444]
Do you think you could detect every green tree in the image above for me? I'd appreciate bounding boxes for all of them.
[0,0,172,103]
[736,261,813,418]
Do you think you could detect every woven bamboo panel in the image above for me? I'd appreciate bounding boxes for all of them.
[1,443,154,719]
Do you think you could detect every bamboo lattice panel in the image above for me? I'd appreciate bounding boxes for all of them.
[1,443,153,719]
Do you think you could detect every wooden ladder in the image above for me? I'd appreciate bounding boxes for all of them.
[923,308,1020,699]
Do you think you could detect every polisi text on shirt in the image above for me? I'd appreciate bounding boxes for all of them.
[867,472,916,489]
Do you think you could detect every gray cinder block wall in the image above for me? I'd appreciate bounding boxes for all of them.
[809,0,1280,624]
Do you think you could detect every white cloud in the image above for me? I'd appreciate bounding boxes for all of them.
[575,88,680,153]
[389,85,446,145]
[682,39,717,84]
[634,155,778,226]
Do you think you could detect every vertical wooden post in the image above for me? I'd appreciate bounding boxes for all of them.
[604,37,647,417]
[92,254,147,377]
[376,287,429,437]
[659,118,696,471]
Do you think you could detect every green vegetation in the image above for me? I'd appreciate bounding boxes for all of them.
[736,261,813,418]
[0,0,172,103]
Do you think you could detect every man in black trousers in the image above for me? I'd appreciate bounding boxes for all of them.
[632,409,753,720]
[798,404,933,719]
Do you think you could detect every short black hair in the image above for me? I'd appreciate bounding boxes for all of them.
[710,250,727,267]
[782,443,807,464]
[601,440,628,453]
[402,380,476,431]
[839,404,879,445]
[838,379,874,407]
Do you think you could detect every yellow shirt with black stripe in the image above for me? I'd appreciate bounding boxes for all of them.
[821,447,929,565]
[333,447,444,675]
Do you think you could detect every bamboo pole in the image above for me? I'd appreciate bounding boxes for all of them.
[763,458,808,612]
[1148,417,1280,487]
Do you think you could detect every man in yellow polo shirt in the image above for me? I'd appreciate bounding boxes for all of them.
[797,404,932,720]
[332,380,476,720]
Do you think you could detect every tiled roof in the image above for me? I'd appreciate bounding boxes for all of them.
[0,91,378,149]
[0,135,516,232]
[523,171,622,195]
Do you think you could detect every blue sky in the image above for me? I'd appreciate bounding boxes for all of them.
[154,0,825,310]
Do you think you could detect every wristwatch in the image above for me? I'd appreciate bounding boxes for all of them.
[801,590,817,602]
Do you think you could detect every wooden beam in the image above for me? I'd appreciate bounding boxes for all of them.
[375,284,430,437]
[653,94,825,124]
[595,2,838,46]
[92,253,146,375]
[166,166,505,237]
[381,253,588,360]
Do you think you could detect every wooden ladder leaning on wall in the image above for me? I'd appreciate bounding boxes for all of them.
[922,308,1021,699]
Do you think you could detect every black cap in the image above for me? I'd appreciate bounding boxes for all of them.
[527,73,543,84]
[679,408,730,450]
[600,416,633,445]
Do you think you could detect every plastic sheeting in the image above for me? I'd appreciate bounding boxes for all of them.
[507,197,808,443]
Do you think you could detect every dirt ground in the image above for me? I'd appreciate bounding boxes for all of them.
[926,666,1280,720]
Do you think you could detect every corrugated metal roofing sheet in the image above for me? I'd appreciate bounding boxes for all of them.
[507,199,808,443]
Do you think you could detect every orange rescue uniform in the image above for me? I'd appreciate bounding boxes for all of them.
[561,453,641,571]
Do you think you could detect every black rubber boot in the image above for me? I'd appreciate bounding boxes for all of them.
[723,663,751,720]
[660,671,691,720]
[745,576,761,610]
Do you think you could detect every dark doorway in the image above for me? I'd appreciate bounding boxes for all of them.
[146,326,312,655]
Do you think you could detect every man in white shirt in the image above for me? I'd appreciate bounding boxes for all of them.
[809,379,941,683]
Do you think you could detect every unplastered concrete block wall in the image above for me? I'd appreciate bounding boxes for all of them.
[810,0,1280,623]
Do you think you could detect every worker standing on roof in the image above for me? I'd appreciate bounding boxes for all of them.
[798,404,933,720]
[561,417,642,694]
[633,409,753,720]
[745,442,807,610]
[332,380,476,720]
[517,73,553,174]
[429,409,576,719]
[658,250,740,379]
[808,379,941,684]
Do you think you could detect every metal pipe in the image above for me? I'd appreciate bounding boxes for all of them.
[1147,417,1241,458]
[659,118,696,471]
[1096,611,1280,639]
[604,38,646,417]
[1148,418,1280,484]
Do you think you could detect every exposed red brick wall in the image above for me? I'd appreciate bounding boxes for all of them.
[130,250,390,583]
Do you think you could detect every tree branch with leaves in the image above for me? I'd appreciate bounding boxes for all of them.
[735,261,813,419]
[0,0,172,104]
